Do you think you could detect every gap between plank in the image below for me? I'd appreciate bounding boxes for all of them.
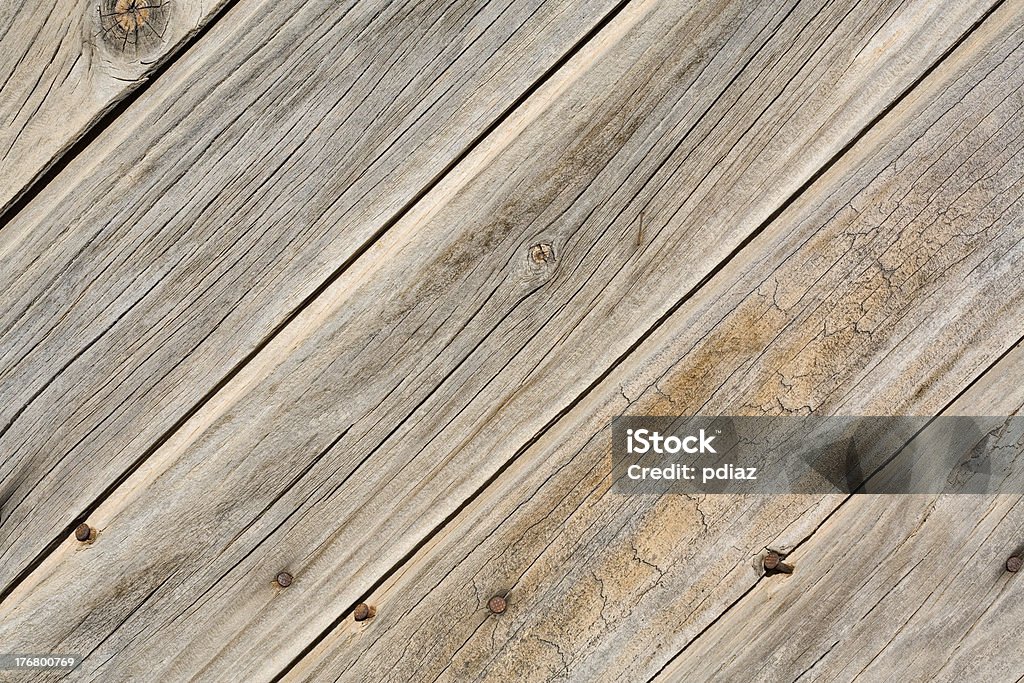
[0,0,635,606]
[0,0,241,226]
[646,329,1024,682]
[268,0,1010,678]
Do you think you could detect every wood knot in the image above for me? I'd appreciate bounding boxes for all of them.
[529,242,555,264]
[99,0,171,52]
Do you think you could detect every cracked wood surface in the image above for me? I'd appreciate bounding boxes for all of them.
[0,0,625,598]
[654,343,1024,682]
[280,1,1024,679]
[0,0,232,214]
[0,0,1021,681]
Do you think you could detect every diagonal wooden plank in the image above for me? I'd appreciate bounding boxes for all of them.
[0,0,1009,680]
[0,0,235,215]
[267,2,1024,678]
[653,343,1024,682]
[0,0,627,597]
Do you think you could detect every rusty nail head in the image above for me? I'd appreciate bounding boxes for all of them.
[488,595,507,614]
[74,523,92,542]
[764,551,793,574]
[1007,556,1022,573]
[276,571,293,588]
[353,603,374,621]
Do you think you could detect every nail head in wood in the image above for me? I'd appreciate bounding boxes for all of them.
[353,603,375,621]
[487,595,507,614]
[764,551,793,574]
[74,523,92,543]
[1007,556,1022,573]
[275,571,293,588]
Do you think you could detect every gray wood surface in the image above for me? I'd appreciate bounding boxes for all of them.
[0,0,1012,681]
[655,345,1024,682]
[0,0,623,597]
[0,0,231,214]
[278,2,1024,678]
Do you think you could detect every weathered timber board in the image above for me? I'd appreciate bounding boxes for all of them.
[0,0,625,595]
[0,0,1008,680]
[0,0,231,214]
[277,2,1024,679]
[654,345,1024,682]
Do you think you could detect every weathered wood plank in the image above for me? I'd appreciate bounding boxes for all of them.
[653,345,1024,682]
[269,2,1024,678]
[0,0,1009,680]
[0,0,232,214]
[0,0,626,594]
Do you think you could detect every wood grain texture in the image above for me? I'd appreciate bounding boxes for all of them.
[0,0,1009,681]
[276,2,1024,679]
[654,345,1024,682]
[0,0,624,596]
[0,0,231,214]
